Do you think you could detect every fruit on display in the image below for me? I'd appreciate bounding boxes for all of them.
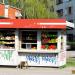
[48,45,56,49]
[32,46,37,49]
[41,45,46,49]
[42,38,50,44]
[41,33,47,38]
[41,32,57,50]
[56,38,58,42]
[49,39,57,43]
[0,31,15,49]
[42,38,57,43]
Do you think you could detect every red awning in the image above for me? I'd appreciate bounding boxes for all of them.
[0,19,66,29]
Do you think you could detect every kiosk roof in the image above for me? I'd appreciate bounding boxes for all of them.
[0,19,67,29]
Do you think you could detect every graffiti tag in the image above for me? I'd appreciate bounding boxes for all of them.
[42,56,56,64]
[0,51,13,61]
[26,54,57,64]
[26,55,40,64]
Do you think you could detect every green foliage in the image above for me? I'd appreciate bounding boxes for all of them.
[24,0,49,18]
[6,0,58,18]
[6,0,17,6]
[67,57,75,67]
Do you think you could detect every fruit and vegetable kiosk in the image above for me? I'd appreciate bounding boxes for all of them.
[0,19,74,67]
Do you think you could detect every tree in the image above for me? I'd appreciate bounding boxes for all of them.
[8,0,17,6]
[4,0,58,18]
[23,0,51,18]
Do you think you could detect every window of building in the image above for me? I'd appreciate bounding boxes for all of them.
[0,0,3,3]
[69,19,73,23]
[57,9,63,17]
[68,7,72,15]
[56,0,63,5]
[66,0,72,2]
[67,34,73,42]
[69,0,71,1]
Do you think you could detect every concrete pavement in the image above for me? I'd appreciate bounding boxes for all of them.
[0,66,74,75]
[67,51,75,58]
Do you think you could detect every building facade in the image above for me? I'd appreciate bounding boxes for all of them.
[55,0,75,48]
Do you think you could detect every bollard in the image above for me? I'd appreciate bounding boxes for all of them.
[72,70,75,74]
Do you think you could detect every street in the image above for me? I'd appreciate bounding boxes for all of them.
[0,66,74,75]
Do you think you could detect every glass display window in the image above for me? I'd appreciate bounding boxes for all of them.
[21,31,37,50]
[0,30,15,49]
[20,30,59,51]
[41,31,57,50]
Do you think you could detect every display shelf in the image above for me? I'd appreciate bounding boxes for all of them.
[0,37,15,40]
[22,43,37,44]
[0,49,15,50]
[0,30,15,49]
[41,31,57,50]
[42,43,57,44]
[22,39,36,41]
[0,39,15,41]
[18,49,60,53]
[3,43,15,44]
[21,43,37,49]
[0,44,15,49]
[0,43,15,45]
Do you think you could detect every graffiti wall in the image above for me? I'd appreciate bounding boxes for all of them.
[19,53,58,66]
[0,50,18,65]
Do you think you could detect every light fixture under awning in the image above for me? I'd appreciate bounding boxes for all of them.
[66,21,74,28]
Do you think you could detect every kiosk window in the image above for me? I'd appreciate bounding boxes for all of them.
[0,30,15,49]
[41,31,57,50]
[21,31,37,49]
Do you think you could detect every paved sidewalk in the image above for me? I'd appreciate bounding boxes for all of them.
[0,67,74,75]
[67,51,75,58]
